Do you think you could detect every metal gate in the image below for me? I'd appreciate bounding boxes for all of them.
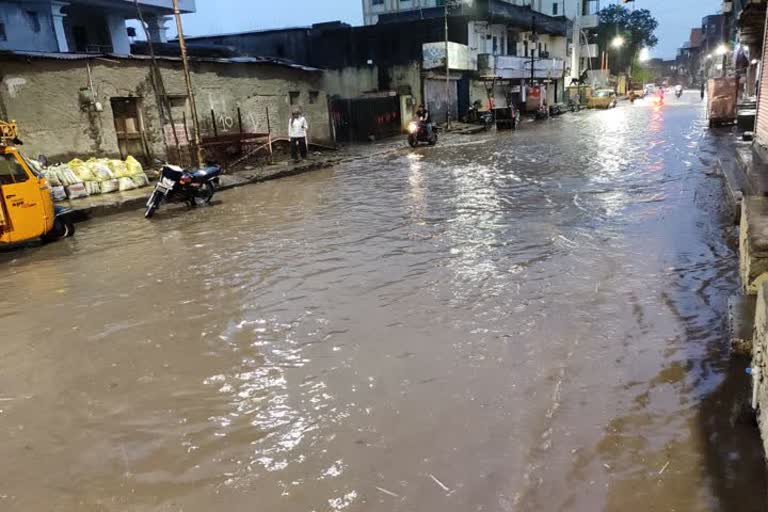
[330,96,402,143]
[424,78,458,125]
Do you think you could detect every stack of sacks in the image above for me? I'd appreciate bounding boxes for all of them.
[42,156,152,201]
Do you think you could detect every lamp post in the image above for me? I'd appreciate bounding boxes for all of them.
[609,35,624,76]
[715,43,728,78]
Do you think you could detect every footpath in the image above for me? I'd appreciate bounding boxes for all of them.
[61,139,411,219]
[61,123,499,219]
[718,126,768,463]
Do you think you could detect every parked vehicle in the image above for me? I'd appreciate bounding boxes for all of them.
[467,102,494,130]
[568,99,583,112]
[494,106,522,130]
[407,120,438,147]
[0,120,75,245]
[535,104,550,120]
[588,89,618,109]
[145,163,222,218]
[549,104,566,116]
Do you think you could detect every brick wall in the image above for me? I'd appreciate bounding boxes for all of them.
[0,56,331,163]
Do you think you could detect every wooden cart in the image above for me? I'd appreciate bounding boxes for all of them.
[707,77,738,127]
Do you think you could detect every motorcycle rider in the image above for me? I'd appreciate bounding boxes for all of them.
[416,104,433,138]
[675,84,683,98]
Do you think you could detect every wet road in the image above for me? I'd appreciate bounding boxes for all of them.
[1,92,766,511]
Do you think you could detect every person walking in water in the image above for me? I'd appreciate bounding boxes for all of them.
[289,108,309,162]
[700,82,706,101]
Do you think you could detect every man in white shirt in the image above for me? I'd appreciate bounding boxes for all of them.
[288,108,309,162]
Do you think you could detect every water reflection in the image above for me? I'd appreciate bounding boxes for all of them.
[0,98,762,511]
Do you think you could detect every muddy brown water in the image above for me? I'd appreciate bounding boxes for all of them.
[1,94,765,511]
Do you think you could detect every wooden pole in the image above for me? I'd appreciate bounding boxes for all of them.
[172,0,203,168]
[266,106,273,163]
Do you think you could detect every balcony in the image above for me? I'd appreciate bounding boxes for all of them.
[423,42,475,71]
[478,54,565,80]
[577,14,599,29]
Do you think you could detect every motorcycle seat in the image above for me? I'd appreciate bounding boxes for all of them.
[192,166,222,179]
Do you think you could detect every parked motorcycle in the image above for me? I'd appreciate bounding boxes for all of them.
[549,104,565,117]
[535,105,550,120]
[468,103,495,131]
[144,164,222,218]
[407,120,438,147]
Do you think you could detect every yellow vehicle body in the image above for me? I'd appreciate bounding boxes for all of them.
[588,90,618,109]
[0,121,56,244]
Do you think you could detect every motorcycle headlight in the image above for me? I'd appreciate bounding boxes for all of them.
[408,122,418,134]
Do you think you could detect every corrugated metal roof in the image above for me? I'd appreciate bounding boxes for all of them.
[0,50,322,72]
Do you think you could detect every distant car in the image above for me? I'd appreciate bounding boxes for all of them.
[588,89,618,109]
[644,84,656,96]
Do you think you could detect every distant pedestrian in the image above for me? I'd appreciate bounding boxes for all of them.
[700,82,706,101]
[289,108,308,162]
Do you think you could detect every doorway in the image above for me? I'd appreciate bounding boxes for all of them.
[110,97,149,162]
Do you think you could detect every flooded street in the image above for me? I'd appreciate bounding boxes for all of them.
[1,94,765,511]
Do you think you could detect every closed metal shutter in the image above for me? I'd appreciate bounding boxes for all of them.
[755,16,768,147]
[424,79,458,125]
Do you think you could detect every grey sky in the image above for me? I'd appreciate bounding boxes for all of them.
[178,0,723,59]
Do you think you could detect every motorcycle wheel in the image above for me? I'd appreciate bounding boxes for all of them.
[428,132,438,146]
[145,191,161,218]
[194,182,216,206]
[407,135,417,148]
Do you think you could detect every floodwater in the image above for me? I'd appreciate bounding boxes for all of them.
[1,92,765,511]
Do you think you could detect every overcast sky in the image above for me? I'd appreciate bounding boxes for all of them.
[177,0,723,59]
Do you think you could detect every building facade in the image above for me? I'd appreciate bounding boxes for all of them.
[0,52,331,162]
[362,0,591,26]
[0,0,194,55]
[186,2,569,123]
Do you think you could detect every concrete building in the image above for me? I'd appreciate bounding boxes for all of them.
[363,0,582,26]
[0,0,194,55]
[187,1,569,124]
[676,28,703,87]
[0,51,331,162]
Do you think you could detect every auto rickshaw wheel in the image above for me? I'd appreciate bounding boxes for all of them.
[41,218,75,243]
[41,218,67,243]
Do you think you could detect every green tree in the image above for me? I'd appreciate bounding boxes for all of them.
[598,5,659,75]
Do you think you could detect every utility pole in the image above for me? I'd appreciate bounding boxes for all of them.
[172,0,203,168]
[530,15,537,101]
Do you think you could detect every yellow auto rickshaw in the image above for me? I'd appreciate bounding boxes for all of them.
[588,89,618,109]
[0,120,75,245]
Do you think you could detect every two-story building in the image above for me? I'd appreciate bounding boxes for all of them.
[0,0,194,55]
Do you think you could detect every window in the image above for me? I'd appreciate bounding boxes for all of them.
[289,91,300,105]
[553,2,558,15]
[26,11,40,33]
[0,155,29,185]
[372,0,384,4]
[309,91,320,104]
[0,23,6,42]
[493,36,498,54]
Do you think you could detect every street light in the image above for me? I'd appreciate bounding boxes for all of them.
[612,36,625,49]
[715,43,728,56]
